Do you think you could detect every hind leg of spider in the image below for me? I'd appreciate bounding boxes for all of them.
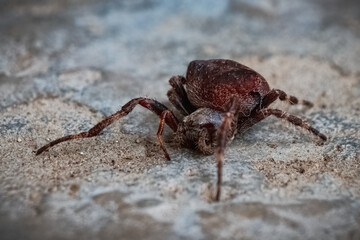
[167,76,196,116]
[214,98,239,201]
[36,98,179,155]
[259,89,314,110]
[238,108,327,141]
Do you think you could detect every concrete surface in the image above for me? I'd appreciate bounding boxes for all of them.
[0,0,359,239]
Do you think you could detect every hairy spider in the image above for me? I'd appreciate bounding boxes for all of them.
[36,59,327,201]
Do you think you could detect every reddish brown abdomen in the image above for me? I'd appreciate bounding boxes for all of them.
[185,59,270,114]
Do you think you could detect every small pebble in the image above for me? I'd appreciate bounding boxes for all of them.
[17,138,22,143]
[185,168,198,176]
[79,152,84,155]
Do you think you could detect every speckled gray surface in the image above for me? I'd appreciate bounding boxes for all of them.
[0,1,359,240]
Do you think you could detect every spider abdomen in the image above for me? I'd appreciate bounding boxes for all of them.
[185,59,270,114]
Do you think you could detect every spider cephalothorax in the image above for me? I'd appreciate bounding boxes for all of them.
[36,59,327,201]
[174,108,236,155]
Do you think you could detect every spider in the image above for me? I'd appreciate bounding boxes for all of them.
[36,59,327,201]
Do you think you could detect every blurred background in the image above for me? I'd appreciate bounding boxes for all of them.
[0,0,359,240]
[1,0,359,113]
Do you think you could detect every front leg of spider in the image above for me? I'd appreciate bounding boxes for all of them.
[214,98,239,201]
[36,98,179,158]
[157,110,179,160]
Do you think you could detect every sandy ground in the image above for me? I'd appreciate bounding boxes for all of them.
[0,1,359,240]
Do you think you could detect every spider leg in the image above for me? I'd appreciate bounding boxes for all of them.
[239,89,314,127]
[238,108,327,141]
[167,76,196,115]
[156,110,177,160]
[215,98,239,201]
[260,89,314,110]
[36,98,179,156]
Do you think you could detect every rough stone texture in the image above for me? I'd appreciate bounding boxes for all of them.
[0,0,359,239]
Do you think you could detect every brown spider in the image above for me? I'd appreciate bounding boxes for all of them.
[36,59,327,201]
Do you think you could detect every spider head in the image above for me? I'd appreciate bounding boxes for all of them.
[175,108,224,155]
